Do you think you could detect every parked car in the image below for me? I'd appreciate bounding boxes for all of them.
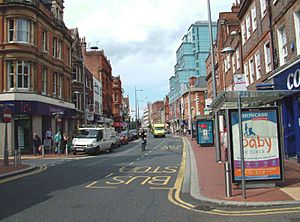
[114,134,122,148]
[119,131,129,145]
[71,127,117,155]
[129,129,139,140]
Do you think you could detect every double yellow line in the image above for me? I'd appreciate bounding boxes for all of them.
[168,138,300,216]
[0,165,47,184]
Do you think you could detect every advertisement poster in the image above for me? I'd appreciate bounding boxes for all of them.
[230,108,282,182]
[197,120,214,145]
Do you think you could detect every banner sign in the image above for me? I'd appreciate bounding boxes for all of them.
[197,120,214,145]
[230,108,283,182]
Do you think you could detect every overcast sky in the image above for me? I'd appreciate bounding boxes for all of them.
[64,0,234,112]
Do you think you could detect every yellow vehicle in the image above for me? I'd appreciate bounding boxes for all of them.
[152,124,166,138]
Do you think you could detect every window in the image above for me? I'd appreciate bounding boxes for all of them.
[227,55,231,70]
[294,11,300,55]
[244,63,250,86]
[57,39,62,59]
[278,26,288,65]
[58,74,62,98]
[260,0,267,18]
[94,83,99,94]
[246,14,251,39]
[42,68,47,95]
[249,58,255,84]
[7,61,30,90]
[7,18,33,43]
[42,30,48,52]
[232,53,236,73]
[53,73,57,96]
[7,62,14,90]
[241,22,246,45]
[236,48,240,70]
[224,58,228,73]
[53,37,57,58]
[255,52,261,79]
[114,94,118,102]
[251,4,257,32]
[264,41,272,73]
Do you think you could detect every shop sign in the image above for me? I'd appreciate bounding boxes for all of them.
[229,108,283,182]
[286,69,300,90]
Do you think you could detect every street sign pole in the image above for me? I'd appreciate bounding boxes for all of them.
[4,122,8,166]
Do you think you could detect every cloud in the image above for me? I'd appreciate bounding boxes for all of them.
[64,0,234,107]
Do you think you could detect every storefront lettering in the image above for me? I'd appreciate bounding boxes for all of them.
[243,135,272,153]
[286,69,300,90]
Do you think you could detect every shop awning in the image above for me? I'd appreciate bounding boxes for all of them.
[210,90,300,112]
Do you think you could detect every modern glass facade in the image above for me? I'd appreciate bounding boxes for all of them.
[169,21,217,103]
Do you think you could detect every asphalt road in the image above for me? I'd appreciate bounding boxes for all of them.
[0,135,300,222]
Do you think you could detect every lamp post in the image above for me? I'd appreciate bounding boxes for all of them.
[207,0,221,162]
[135,86,143,132]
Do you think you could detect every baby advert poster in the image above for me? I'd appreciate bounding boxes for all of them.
[230,108,282,182]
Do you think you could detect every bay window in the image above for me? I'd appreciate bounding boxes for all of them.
[7,18,34,43]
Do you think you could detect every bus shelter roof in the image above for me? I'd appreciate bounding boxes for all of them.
[210,90,300,112]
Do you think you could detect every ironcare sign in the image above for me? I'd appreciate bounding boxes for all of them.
[229,108,283,182]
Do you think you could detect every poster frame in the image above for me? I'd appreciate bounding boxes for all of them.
[228,107,284,183]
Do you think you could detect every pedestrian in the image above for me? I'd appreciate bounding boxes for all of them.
[53,131,61,154]
[61,133,68,154]
[33,133,42,156]
[45,128,53,151]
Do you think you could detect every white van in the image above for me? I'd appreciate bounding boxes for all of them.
[72,127,117,155]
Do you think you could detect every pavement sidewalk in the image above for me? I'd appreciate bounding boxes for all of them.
[184,135,300,206]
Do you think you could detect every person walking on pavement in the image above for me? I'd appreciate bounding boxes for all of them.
[45,128,53,145]
[61,133,68,154]
[33,133,42,156]
[53,131,62,154]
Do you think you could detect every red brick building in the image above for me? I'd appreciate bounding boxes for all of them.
[112,76,123,131]
[151,101,164,124]
[83,47,113,121]
[0,0,75,155]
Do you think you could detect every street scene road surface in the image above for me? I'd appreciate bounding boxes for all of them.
[1,135,300,222]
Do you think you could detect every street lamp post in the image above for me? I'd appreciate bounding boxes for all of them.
[135,86,143,132]
[207,0,221,162]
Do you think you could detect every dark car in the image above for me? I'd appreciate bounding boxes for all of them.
[119,131,128,145]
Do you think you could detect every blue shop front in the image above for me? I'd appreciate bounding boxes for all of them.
[272,59,300,161]
[0,100,76,154]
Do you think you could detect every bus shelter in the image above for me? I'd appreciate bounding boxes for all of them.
[209,90,300,199]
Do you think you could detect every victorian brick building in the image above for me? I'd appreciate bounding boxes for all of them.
[83,47,113,123]
[0,0,75,154]
[112,76,123,131]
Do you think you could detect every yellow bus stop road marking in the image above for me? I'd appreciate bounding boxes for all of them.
[280,187,300,200]
[168,138,300,216]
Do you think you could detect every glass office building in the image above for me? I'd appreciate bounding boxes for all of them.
[169,21,217,103]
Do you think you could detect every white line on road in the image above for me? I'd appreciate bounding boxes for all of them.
[129,162,135,166]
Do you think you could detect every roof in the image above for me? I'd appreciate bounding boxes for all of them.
[210,90,300,112]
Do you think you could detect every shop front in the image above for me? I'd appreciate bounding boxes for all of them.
[272,59,300,161]
[0,100,76,155]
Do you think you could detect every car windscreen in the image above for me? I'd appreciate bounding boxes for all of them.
[76,130,99,138]
[154,127,164,131]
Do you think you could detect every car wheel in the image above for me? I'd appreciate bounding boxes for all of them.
[73,151,77,155]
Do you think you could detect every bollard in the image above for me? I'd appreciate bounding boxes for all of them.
[17,148,21,165]
[14,149,18,168]
[42,145,45,157]
[224,161,232,197]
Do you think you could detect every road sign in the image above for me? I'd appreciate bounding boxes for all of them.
[3,107,12,123]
